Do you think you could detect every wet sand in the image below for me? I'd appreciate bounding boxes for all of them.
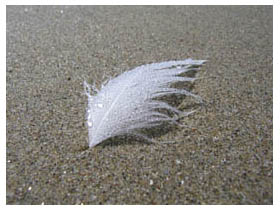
[6,6,272,204]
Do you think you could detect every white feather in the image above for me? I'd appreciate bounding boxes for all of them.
[84,59,206,147]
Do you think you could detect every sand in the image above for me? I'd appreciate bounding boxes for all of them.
[6,6,272,204]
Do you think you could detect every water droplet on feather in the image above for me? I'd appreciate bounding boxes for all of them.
[97,103,103,108]
[87,121,93,127]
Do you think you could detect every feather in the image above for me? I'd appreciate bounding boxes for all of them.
[84,59,206,147]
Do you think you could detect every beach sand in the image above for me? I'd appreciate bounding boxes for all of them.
[6,6,272,204]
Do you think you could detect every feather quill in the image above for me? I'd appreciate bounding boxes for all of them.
[84,59,206,147]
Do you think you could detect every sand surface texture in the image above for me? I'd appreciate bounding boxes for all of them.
[7,6,272,204]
